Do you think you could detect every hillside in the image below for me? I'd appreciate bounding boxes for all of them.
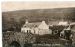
[2,7,75,32]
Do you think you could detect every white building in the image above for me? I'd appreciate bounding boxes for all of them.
[58,21,68,26]
[70,22,75,32]
[38,21,52,35]
[21,20,35,33]
[21,20,52,35]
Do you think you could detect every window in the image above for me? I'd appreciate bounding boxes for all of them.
[55,31,58,33]
[29,30,31,33]
[27,30,31,33]
[27,30,28,33]
[54,30,58,34]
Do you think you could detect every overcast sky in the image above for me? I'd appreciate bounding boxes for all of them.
[2,1,75,12]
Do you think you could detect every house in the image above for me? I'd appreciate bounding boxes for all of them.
[70,22,75,43]
[60,24,74,40]
[70,22,75,32]
[38,21,52,35]
[58,21,68,26]
[21,20,52,35]
[21,20,36,34]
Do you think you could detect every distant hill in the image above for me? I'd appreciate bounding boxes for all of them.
[2,7,75,32]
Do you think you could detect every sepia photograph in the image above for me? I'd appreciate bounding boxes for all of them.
[2,1,75,47]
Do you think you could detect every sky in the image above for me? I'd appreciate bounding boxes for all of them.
[2,1,75,12]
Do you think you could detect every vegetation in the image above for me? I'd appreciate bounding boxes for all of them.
[2,8,75,32]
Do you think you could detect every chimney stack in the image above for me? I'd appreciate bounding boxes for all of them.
[25,19,28,24]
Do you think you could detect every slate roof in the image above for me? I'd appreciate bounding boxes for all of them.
[23,22,41,28]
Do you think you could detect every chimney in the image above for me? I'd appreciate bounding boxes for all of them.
[42,20,45,22]
[25,19,29,24]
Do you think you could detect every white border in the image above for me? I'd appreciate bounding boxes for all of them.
[1,0,75,47]
[0,1,2,47]
[1,0,75,2]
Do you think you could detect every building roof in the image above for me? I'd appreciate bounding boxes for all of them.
[23,22,41,28]
[22,21,49,29]
[70,22,75,25]
[58,21,68,26]
[38,21,49,29]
